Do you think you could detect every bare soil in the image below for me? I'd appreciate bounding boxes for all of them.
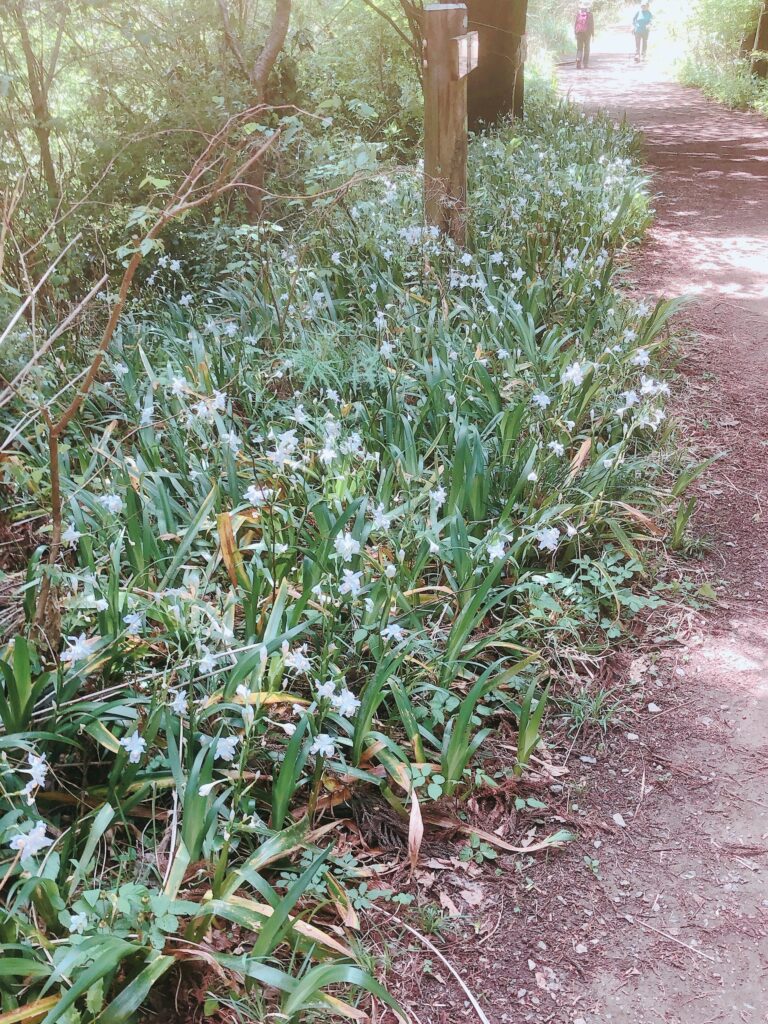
[380,25,768,1024]
[556,25,768,1024]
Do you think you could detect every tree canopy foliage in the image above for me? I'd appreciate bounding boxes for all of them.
[0,0,427,311]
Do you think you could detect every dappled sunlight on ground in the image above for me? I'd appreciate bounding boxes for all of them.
[556,17,768,1024]
[698,619,768,679]
[587,609,768,1024]
[560,21,768,315]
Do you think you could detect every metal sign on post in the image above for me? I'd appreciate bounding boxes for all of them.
[454,30,479,80]
[423,3,478,246]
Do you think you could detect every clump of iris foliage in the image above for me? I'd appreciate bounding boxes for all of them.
[0,95,679,1022]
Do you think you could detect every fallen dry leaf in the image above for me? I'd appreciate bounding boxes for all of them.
[423,858,452,870]
[424,812,572,854]
[439,891,462,918]
[614,501,665,537]
[567,436,593,482]
[459,885,485,907]
[408,789,424,871]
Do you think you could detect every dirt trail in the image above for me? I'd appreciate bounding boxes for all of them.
[555,22,768,1024]
[385,28,768,1024]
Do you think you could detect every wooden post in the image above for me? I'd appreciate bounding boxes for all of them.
[423,3,476,246]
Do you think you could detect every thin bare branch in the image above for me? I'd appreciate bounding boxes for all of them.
[216,0,249,80]
[42,6,67,92]
[0,232,82,348]
[0,272,109,410]
[360,0,419,56]
[0,175,26,283]
[29,111,281,629]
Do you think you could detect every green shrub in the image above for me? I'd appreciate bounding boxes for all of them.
[680,56,768,109]
[680,0,768,112]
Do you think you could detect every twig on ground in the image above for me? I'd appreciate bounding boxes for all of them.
[373,907,492,1024]
[625,914,716,962]
[484,896,506,941]
[632,765,647,821]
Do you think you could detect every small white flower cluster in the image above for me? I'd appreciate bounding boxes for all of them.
[9,103,673,898]
[315,676,361,718]
[19,752,48,805]
[9,820,54,861]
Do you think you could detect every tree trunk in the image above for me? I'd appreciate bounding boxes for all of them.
[247,0,291,221]
[251,0,292,98]
[740,26,757,60]
[754,1,768,78]
[13,5,60,208]
[218,0,292,221]
[466,0,528,129]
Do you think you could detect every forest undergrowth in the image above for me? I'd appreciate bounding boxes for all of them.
[678,0,768,114]
[0,92,701,1022]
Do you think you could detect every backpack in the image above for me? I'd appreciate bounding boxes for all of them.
[575,11,590,33]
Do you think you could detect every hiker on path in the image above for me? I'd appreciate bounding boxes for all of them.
[574,2,595,70]
[633,2,653,62]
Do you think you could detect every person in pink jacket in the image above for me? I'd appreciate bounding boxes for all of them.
[574,1,596,69]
